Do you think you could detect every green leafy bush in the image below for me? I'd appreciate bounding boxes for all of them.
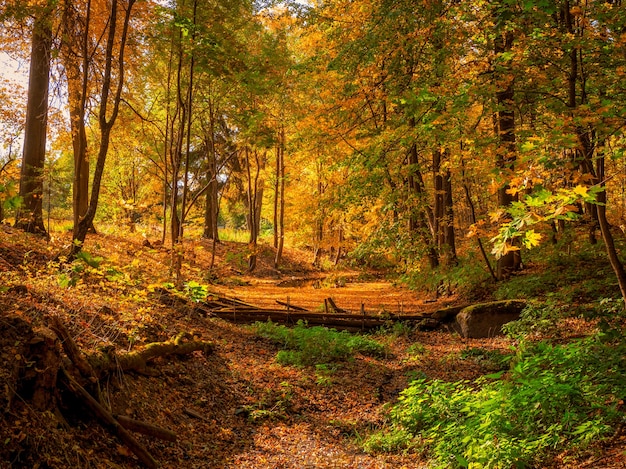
[365,334,626,468]
[252,320,386,366]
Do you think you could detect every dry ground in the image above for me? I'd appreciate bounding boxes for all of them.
[0,227,625,468]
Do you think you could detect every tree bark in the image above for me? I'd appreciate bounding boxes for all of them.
[16,9,52,237]
[61,0,92,236]
[407,123,438,269]
[274,128,286,269]
[72,0,136,256]
[494,28,521,279]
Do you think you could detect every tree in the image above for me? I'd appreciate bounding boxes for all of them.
[15,2,54,237]
[60,0,92,235]
[71,0,137,256]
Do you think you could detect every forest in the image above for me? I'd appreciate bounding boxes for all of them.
[1,0,626,467]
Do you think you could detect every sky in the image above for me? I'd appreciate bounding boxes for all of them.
[0,52,28,86]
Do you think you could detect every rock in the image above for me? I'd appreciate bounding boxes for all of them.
[430,305,466,323]
[454,300,526,338]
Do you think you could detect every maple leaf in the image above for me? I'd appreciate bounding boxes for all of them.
[573,185,588,198]
[523,230,542,249]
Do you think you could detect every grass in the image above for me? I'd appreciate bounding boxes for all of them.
[251,320,386,366]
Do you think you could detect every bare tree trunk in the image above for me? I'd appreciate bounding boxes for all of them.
[16,9,52,238]
[274,128,285,269]
[245,147,264,273]
[61,0,92,236]
[72,0,136,255]
[494,28,521,279]
[312,160,325,267]
[407,121,438,269]
[202,98,219,242]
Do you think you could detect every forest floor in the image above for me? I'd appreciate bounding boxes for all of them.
[1,225,625,468]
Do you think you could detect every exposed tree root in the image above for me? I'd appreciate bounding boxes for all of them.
[3,313,212,467]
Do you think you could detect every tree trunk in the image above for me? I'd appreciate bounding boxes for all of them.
[407,122,438,269]
[442,164,457,265]
[202,102,220,242]
[274,128,286,269]
[313,160,325,267]
[494,28,521,279]
[594,155,626,305]
[245,147,264,273]
[61,0,92,236]
[16,11,52,238]
[72,0,136,256]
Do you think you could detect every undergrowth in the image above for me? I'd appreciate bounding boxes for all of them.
[364,330,626,468]
[252,320,386,366]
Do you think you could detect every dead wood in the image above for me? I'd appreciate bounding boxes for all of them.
[60,368,158,469]
[114,415,177,442]
[276,300,309,311]
[326,297,347,313]
[86,332,213,376]
[50,316,97,379]
[183,407,209,421]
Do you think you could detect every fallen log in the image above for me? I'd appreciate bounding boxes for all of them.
[114,415,177,442]
[87,332,213,376]
[60,368,158,469]
[276,300,309,311]
[326,297,347,313]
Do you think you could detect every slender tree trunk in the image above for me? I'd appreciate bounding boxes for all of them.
[494,28,521,279]
[442,162,457,265]
[245,147,259,272]
[16,10,52,237]
[407,119,438,269]
[312,160,325,267]
[61,0,92,236]
[595,155,626,305]
[273,140,279,249]
[274,128,285,269]
[72,0,136,255]
[202,97,219,241]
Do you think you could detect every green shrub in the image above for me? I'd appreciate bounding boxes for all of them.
[252,320,386,366]
[365,333,626,468]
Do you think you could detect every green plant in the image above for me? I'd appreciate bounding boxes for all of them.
[315,364,336,386]
[403,343,428,363]
[459,347,511,371]
[365,333,626,468]
[502,302,566,338]
[183,281,208,302]
[244,381,294,422]
[252,320,386,366]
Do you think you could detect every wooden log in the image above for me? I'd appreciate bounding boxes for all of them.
[50,316,96,379]
[114,415,177,442]
[183,407,209,421]
[61,368,158,469]
[276,300,309,311]
[326,297,347,313]
[87,333,213,376]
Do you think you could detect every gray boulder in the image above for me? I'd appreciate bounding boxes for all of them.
[454,300,526,338]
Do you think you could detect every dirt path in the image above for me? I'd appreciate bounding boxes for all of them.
[2,232,624,468]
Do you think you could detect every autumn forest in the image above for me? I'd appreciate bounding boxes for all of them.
[1,0,626,468]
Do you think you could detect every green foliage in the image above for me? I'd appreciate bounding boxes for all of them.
[490,186,602,259]
[314,364,337,386]
[183,281,208,302]
[502,302,567,338]
[459,347,511,372]
[404,251,492,300]
[365,334,626,468]
[76,250,103,269]
[224,249,248,271]
[0,180,22,212]
[252,320,386,366]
